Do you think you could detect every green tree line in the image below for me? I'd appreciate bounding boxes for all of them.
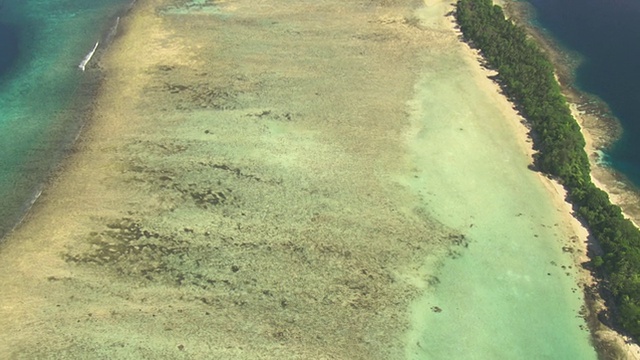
[456,0,640,340]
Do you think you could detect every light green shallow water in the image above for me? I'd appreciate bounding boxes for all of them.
[404,49,597,359]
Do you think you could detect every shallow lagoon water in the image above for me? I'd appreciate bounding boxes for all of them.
[404,48,596,359]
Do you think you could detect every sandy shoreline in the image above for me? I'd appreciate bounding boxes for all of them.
[401,5,595,356]
[503,0,640,228]
[571,101,640,360]
[0,0,604,358]
[501,1,640,358]
[576,105,640,228]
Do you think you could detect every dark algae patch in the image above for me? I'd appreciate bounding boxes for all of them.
[456,0,640,349]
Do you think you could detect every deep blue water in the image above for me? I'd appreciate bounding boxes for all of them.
[0,0,130,239]
[524,0,640,186]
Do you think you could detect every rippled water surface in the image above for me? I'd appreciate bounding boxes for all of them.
[0,0,130,238]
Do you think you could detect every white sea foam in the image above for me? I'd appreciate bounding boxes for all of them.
[78,41,99,72]
[7,186,44,236]
[104,16,120,45]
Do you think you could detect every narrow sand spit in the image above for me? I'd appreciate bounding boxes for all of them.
[0,0,597,358]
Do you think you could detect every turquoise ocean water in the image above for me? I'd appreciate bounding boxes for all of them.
[0,0,130,238]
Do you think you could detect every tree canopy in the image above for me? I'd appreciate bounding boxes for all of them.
[456,0,640,341]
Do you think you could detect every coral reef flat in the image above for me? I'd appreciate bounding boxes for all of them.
[0,0,455,358]
[0,0,596,358]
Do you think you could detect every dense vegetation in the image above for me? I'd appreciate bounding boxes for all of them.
[456,0,640,340]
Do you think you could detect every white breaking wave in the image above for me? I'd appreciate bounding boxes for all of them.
[78,41,99,72]
[104,16,120,45]
[8,186,44,236]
